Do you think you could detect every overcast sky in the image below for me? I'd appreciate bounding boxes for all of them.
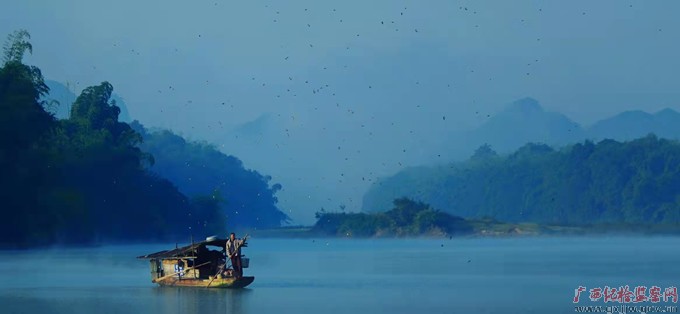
[4,0,680,224]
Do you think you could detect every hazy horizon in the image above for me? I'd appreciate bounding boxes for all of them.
[4,0,680,224]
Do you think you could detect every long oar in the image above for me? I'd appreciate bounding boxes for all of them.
[152,261,211,283]
[206,263,225,288]
[228,234,249,259]
[228,235,249,275]
[208,235,250,287]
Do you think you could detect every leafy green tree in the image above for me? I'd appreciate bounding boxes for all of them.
[313,198,472,237]
[364,137,680,225]
[386,197,429,227]
[0,30,58,246]
[3,30,33,64]
[0,29,289,248]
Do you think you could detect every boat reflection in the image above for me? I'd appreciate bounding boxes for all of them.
[152,286,254,314]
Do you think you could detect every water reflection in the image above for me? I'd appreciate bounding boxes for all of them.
[152,287,253,314]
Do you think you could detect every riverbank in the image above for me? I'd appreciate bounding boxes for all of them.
[248,221,680,239]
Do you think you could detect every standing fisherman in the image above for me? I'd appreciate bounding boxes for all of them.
[225,232,246,278]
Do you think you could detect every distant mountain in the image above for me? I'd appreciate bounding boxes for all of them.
[231,113,279,140]
[443,98,585,157]
[442,98,680,159]
[43,80,76,119]
[364,98,680,219]
[588,108,680,141]
[110,94,131,123]
[467,97,585,153]
[44,80,131,122]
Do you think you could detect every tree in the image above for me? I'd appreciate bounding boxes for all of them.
[387,197,429,227]
[0,30,54,150]
[471,143,498,160]
[0,30,268,247]
[0,30,59,246]
[364,136,680,225]
[3,30,33,64]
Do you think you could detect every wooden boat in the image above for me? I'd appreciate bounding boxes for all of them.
[137,237,254,289]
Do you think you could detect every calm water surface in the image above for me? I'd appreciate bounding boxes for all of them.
[0,236,678,314]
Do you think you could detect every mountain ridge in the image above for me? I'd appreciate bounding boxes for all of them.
[445,98,680,159]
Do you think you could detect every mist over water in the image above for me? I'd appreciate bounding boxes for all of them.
[1,237,678,314]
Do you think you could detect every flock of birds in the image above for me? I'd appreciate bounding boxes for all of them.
[79,2,656,218]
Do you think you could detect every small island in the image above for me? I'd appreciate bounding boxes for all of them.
[312,198,474,237]
[251,197,680,238]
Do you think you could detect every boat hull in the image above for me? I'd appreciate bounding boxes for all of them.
[156,276,254,289]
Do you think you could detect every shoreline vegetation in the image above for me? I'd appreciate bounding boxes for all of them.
[249,222,680,239]
[250,198,680,239]
[363,137,680,226]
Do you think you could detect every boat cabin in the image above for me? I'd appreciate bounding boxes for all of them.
[136,237,253,288]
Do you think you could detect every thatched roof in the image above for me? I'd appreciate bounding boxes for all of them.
[136,238,228,259]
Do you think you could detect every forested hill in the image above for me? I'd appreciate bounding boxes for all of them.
[129,122,289,229]
[363,135,680,225]
[42,80,131,122]
[0,30,284,248]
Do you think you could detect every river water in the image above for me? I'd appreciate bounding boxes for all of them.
[0,236,678,314]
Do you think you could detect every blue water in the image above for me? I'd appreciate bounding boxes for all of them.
[0,236,678,313]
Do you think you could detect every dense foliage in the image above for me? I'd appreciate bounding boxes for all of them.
[313,198,473,237]
[0,30,284,248]
[363,137,680,224]
[130,123,289,229]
